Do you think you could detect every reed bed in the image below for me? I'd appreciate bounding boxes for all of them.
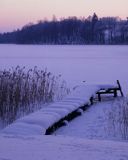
[0,66,69,125]
[107,97,128,140]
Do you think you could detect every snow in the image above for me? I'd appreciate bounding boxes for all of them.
[1,89,128,160]
[17,111,61,129]
[97,84,117,89]
[54,97,128,142]
[2,84,118,136]
[40,107,70,117]
[1,111,61,135]
[54,100,115,140]
[0,45,128,160]
[60,100,85,107]
[1,84,101,135]
[1,122,45,136]
[65,85,100,101]
[0,135,128,160]
[71,85,100,95]
[1,94,128,160]
[0,45,128,94]
[48,103,77,111]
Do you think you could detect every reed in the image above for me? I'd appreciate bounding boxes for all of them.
[107,97,128,140]
[0,66,69,125]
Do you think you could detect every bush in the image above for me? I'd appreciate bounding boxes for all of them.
[0,66,69,125]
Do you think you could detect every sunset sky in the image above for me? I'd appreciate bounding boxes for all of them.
[0,0,128,32]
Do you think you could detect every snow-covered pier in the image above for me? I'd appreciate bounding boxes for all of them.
[1,81,123,136]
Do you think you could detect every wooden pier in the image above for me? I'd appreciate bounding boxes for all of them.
[1,80,124,136]
[96,80,124,102]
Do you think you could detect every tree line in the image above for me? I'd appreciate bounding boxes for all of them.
[0,13,128,44]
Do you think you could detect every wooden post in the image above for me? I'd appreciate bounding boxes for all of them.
[97,93,101,101]
[114,89,117,97]
[117,80,124,97]
[90,96,94,105]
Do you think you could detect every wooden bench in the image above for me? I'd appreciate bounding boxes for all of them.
[96,80,124,101]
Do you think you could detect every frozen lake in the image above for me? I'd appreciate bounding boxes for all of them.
[0,44,128,94]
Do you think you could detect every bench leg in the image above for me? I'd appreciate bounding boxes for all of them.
[117,80,124,97]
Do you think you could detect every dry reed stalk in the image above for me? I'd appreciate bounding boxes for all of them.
[0,66,69,125]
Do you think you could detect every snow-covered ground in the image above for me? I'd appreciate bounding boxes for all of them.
[1,95,128,160]
[0,134,128,160]
[1,98,128,160]
[54,98,125,141]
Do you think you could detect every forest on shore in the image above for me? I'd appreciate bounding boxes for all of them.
[0,13,128,44]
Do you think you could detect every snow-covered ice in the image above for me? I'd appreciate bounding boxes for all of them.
[0,45,128,94]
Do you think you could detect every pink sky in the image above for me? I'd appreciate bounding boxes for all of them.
[0,0,128,32]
